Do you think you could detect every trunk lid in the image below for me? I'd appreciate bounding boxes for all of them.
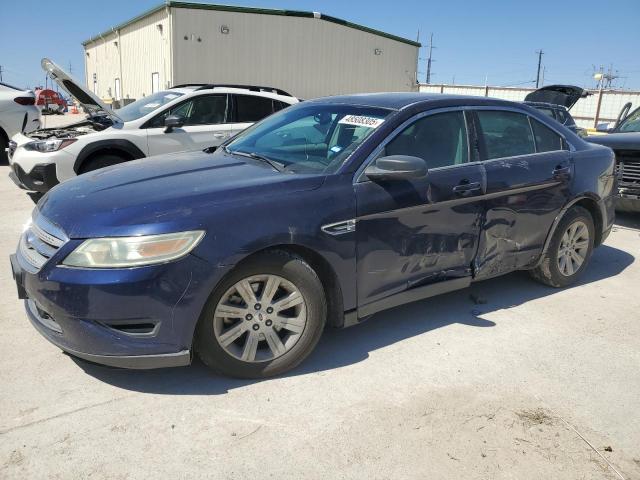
[524,85,590,110]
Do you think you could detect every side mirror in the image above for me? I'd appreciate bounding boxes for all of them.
[364,155,428,181]
[164,114,185,133]
[595,122,614,133]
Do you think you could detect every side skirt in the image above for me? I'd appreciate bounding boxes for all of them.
[343,277,471,327]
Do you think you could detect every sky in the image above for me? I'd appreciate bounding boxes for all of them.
[1,0,639,91]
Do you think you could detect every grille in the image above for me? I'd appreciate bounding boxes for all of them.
[616,152,640,190]
[18,213,67,273]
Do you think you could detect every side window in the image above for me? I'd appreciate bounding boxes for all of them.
[146,95,227,128]
[476,111,535,159]
[184,95,227,125]
[234,95,276,122]
[383,111,469,169]
[531,118,565,152]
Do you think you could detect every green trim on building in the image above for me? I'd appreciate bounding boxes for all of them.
[82,1,421,47]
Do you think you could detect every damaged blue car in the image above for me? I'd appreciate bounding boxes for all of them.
[11,93,616,378]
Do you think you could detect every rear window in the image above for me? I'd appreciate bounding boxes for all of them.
[476,111,535,160]
[234,95,275,122]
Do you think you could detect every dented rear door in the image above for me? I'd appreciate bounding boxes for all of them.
[472,109,572,279]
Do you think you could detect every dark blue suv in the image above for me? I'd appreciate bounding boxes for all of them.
[10,93,616,378]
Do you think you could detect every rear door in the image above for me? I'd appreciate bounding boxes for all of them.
[145,94,233,156]
[355,109,485,307]
[472,109,572,278]
[229,94,280,136]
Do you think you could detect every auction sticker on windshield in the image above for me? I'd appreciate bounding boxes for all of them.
[338,115,385,129]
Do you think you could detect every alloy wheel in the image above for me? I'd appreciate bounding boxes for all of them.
[557,220,590,277]
[213,274,307,362]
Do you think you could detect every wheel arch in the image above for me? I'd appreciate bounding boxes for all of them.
[220,244,346,329]
[537,195,604,266]
[73,139,145,174]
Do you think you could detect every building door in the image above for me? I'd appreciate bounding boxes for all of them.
[151,72,160,94]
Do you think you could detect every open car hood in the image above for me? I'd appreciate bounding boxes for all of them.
[41,58,122,122]
[524,85,590,110]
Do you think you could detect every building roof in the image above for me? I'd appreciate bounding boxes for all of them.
[82,1,421,47]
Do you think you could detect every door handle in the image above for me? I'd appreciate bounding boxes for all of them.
[552,165,571,177]
[452,181,482,195]
[213,132,228,139]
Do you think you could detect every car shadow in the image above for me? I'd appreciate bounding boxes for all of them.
[74,244,634,395]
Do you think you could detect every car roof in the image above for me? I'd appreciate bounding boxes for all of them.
[168,86,296,102]
[305,92,529,111]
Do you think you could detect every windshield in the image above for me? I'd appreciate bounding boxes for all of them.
[115,91,184,122]
[618,107,640,133]
[225,103,393,174]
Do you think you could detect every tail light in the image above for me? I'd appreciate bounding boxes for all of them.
[14,97,36,106]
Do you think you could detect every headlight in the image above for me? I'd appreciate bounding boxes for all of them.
[63,231,205,268]
[24,138,77,153]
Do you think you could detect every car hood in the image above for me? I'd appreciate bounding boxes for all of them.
[37,149,325,238]
[41,58,122,122]
[524,85,589,110]
[586,132,640,150]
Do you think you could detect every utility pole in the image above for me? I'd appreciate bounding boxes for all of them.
[0,65,3,82]
[535,49,544,88]
[68,61,72,76]
[426,33,435,84]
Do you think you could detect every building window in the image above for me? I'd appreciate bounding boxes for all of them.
[114,78,121,101]
[151,72,160,94]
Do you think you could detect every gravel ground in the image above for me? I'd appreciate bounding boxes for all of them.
[0,160,639,479]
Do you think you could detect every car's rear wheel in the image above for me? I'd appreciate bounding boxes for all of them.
[195,251,326,378]
[530,206,595,287]
[78,154,128,174]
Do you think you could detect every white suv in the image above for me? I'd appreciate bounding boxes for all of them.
[8,59,298,195]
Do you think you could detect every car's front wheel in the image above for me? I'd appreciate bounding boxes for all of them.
[195,251,326,378]
[78,154,128,174]
[530,206,595,287]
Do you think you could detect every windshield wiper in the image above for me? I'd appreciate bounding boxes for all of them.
[225,148,285,172]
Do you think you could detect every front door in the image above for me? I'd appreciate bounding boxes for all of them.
[355,110,485,307]
[145,94,233,156]
[472,109,573,278]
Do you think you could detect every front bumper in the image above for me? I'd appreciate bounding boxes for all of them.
[615,192,640,212]
[10,248,225,369]
[9,162,59,192]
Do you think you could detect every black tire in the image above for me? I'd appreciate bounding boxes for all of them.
[530,206,595,288]
[0,132,8,165]
[78,154,128,174]
[195,250,327,378]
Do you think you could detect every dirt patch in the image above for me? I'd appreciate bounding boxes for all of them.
[516,408,555,426]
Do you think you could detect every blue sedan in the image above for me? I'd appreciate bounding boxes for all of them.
[10,93,616,378]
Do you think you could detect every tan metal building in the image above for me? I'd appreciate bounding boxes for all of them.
[82,1,420,102]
